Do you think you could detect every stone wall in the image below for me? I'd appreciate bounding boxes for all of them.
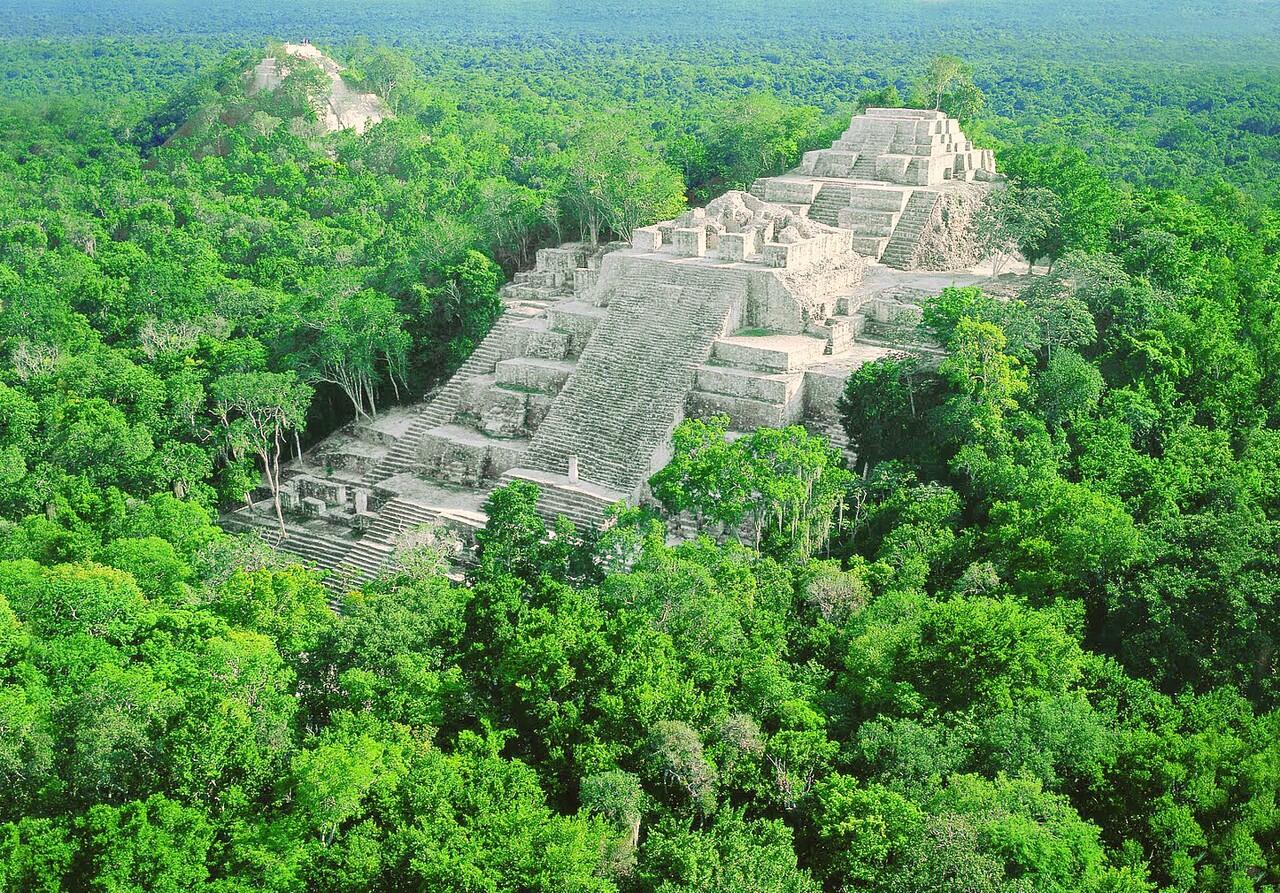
[907,183,992,271]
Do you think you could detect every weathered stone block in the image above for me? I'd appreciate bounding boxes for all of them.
[803,366,852,420]
[672,227,707,258]
[712,335,828,373]
[718,232,748,262]
[526,393,555,430]
[495,357,574,394]
[695,365,800,404]
[458,375,495,415]
[418,430,490,487]
[871,298,924,326]
[762,243,792,268]
[573,268,600,296]
[687,389,800,429]
[478,387,530,437]
[632,226,663,251]
[760,179,822,205]
[298,476,347,506]
[536,246,586,273]
[549,304,605,353]
[525,329,571,360]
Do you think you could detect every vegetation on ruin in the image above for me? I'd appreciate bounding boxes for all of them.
[1,2,1279,891]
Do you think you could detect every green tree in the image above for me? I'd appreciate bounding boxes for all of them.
[561,117,686,244]
[302,279,409,417]
[82,795,214,893]
[211,371,312,532]
[976,185,1062,274]
[838,354,941,475]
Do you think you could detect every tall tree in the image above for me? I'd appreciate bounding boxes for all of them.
[302,283,409,419]
[212,371,312,532]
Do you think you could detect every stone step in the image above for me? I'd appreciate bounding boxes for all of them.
[494,357,576,394]
[848,185,909,208]
[880,190,940,270]
[418,424,530,487]
[693,364,803,405]
[711,335,829,373]
[366,498,444,541]
[687,389,801,429]
[847,221,895,237]
[362,315,520,486]
[502,468,622,530]
[548,301,608,353]
[754,178,823,206]
[851,235,890,259]
[522,259,744,495]
[808,183,853,227]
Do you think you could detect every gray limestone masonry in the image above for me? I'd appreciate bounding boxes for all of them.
[752,108,998,269]
[221,110,1012,590]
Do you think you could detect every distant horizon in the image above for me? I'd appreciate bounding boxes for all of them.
[1,0,1276,52]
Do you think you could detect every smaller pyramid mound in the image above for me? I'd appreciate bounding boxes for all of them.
[246,42,387,135]
[160,42,390,150]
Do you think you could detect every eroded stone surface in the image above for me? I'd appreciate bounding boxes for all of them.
[246,42,387,134]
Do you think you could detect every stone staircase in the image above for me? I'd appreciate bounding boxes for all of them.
[844,123,896,178]
[811,184,917,261]
[362,314,521,486]
[499,468,622,530]
[880,190,941,269]
[336,496,481,583]
[270,527,362,605]
[808,184,854,227]
[518,259,746,498]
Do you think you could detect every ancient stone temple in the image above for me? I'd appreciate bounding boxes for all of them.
[752,108,997,268]
[222,109,1011,592]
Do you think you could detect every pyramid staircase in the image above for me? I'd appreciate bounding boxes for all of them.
[880,191,941,269]
[514,260,746,502]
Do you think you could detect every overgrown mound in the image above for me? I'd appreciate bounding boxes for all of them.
[146,41,388,153]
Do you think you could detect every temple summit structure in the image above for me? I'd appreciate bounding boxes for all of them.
[752,107,997,268]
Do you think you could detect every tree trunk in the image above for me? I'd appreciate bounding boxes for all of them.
[261,444,286,536]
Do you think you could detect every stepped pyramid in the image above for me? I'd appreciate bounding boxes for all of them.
[221,113,1009,589]
[752,108,998,268]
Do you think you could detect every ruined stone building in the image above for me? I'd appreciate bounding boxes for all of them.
[222,108,1011,592]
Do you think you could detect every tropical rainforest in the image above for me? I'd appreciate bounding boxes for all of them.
[0,1,1278,891]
